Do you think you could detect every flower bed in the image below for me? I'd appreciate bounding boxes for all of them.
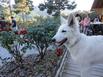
[0,17,62,77]
[0,47,66,77]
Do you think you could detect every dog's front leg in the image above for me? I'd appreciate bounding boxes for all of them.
[80,64,93,77]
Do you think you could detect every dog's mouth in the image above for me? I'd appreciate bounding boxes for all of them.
[56,38,67,46]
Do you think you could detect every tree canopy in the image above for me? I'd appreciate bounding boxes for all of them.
[38,0,77,16]
[14,0,34,14]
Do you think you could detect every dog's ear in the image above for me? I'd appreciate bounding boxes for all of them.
[68,13,75,27]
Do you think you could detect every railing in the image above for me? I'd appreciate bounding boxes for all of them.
[54,49,68,77]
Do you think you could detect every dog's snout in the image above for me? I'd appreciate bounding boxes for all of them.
[52,38,56,42]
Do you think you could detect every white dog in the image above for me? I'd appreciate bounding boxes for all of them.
[52,13,103,77]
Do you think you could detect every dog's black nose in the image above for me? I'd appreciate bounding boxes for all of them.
[52,38,56,42]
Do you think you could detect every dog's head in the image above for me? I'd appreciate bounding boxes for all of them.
[52,13,79,46]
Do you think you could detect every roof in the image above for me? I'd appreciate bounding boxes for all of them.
[92,0,103,9]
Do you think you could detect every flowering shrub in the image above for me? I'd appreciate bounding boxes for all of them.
[0,16,66,77]
[24,17,59,59]
[0,31,32,65]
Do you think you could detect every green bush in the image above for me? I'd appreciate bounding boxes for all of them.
[25,17,60,59]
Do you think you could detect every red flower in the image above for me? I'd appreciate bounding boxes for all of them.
[0,28,3,32]
[55,48,63,57]
[18,28,28,35]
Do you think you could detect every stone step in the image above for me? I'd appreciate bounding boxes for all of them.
[62,57,103,77]
[62,72,80,77]
[63,69,80,75]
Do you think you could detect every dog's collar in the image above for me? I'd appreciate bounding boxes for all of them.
[70,37,81,48]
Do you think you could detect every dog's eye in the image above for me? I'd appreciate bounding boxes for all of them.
[62,30,66,32]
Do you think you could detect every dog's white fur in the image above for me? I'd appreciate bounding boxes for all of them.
[53,13,103,77]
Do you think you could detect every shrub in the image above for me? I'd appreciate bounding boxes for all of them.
[25,17,60,59]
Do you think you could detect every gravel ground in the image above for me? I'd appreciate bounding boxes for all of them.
[0,51,60,77]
